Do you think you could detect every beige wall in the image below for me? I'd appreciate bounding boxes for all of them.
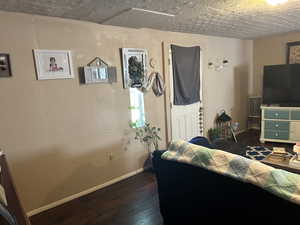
[0,11,251,212]
[253,32,300,95]
[203,38,252,133]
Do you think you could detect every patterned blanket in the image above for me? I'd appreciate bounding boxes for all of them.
[162,140,300,205]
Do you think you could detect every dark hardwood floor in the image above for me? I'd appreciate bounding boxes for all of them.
[29,130,293,225]
[213,129,293,155]
[30,171,163,225]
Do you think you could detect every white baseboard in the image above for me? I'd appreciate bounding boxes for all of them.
[27,168,145,217]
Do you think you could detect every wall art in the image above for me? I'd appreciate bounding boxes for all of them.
[33,49,74,80]
[121,48,148,88]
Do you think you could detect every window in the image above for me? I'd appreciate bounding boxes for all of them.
[129,88,145,128]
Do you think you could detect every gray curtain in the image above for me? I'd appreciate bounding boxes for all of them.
[171,45,200,105]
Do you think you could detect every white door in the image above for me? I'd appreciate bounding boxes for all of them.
[169,48,203,141]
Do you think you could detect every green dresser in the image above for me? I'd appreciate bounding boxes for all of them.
[260,107,300,143]
[264,130,289,140]
[264,121,289,131]
[264,109,289,120]
[291,111,300,120]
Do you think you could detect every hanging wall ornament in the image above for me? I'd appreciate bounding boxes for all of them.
[141,71,165,96]
[152,72,165,97]
[141,72,155,93]
[80,57,117,84]
[149,58,156,69]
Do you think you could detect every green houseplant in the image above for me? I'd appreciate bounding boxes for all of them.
[207,127,221,142]
[130,122,161,152]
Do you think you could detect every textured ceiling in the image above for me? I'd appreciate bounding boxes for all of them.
[2,0,300,39]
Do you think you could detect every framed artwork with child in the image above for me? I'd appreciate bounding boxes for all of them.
[33,50,74,80]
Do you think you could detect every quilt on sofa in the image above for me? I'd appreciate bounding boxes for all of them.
[162,140,300,205]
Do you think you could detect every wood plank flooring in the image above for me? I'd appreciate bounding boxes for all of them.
[29,130,294,225]
[30,171,163,225]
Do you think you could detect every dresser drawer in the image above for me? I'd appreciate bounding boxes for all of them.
[264,130,289,140]
[291,111,300,120]
[264,110,289,120]
[264,120,289,131]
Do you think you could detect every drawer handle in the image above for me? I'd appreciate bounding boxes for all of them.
[275,124,279,128]
[275,113,279,116]
[275,133,279,137]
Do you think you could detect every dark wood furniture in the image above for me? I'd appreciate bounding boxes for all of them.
[0,152,31,225]
[153,149,300,225]
[261,154,300,174]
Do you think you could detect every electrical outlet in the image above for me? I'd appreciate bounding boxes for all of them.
[108,153,114,161]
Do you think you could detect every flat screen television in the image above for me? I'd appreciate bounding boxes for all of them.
[263,64,300,106]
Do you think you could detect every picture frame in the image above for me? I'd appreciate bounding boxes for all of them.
[286,41,300,64]
[121,48,148,88]
[0,54,12,78]
[33,49,74,80]
[83,66,109,84]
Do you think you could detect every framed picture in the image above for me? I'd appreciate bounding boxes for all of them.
[33,49,74,80]
[83,66,109,84]
[121,48,148,88]
[287,41,300,64]
[0,54,12,78]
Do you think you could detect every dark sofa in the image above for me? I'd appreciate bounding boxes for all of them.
[152,148,300,225]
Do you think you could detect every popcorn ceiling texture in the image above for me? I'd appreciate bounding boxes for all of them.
[2,0,300,39]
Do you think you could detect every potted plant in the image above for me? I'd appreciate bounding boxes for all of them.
[207,127,221,142]
[130,122,161,153]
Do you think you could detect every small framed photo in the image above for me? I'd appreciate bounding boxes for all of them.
[287,41,300,64]
[0,54,12,78]
[121,48,148,88]
[33,49,74,80]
